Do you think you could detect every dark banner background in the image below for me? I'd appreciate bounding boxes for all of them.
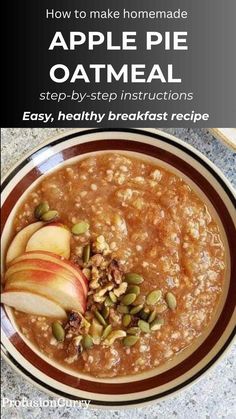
[2,0,236,127]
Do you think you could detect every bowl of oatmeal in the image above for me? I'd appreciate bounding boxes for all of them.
[1,129,236,407]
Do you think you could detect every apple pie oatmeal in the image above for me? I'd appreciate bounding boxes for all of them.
[2,153,225,377]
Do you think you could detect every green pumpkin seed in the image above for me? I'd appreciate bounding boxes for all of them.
[150,317,164,331]
[41,210,59,222]
[130,304,143,315]
[109,291,117,303]
[148,309,157,323]
[103,330,126,345]
[165,292,177,310]
[52,321,65,342]
[82,244,91,263]
[127,285,140,295]
[127,327,141,335]
[101,306,110,320]
[146,290,162,306]
[117,305,129,314]
[122,314,132,327]
[34,202,49,220]
[104,296,114,307]
[82,334,93,349]
[71,221,89,235]
[125,273,144,285]
[139,308,150,321]
[101,324,112,340]
[123,335,139,347]
[121,293,137,306]
[138,320,150,333]
[94,310,107,326]
[90,318,103,342]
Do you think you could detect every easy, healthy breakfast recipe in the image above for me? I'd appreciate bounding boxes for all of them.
[2,153,225,377]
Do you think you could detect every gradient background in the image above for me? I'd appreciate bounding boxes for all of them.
[2,0,236,127]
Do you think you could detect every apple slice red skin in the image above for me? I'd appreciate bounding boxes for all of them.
[5,270,87,313]
[9,250,88,294]
[6,222,44,265]
[1,290,67,319]
[5,258,86,299]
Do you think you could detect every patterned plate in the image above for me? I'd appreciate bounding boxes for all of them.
[209,128,236,150]
[1,129,236,407]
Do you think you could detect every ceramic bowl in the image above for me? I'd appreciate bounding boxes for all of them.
[1,129,236,408]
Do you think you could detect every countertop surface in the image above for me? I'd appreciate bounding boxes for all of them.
[1,128,236,419]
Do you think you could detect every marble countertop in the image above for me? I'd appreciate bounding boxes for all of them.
[1,128,236,419]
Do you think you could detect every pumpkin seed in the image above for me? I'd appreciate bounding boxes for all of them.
[81,315,91,332]
[90,318,103,344]
[139,308,150,321]
[71,221,89,235]
[156,303,168,314]
[41,210,59,222]
[103,330,126,346]
[127,285,140,295]
[104,296,114,307]
[121,293,137,306]
[123,335,139,347]
[122,314,132,327]
[127,327,140,335]
[101,324,112,340]
[138,320,150,333]
[82,244,91,263]
[117,305,129,314]
[132,294,145,306]
[146,290,162,306]
[34,202,49,220]
[165,292,177,310]
[109,291,117,303]
[150,317,164,331]
[148,309,157,323]
[52,321,65,342]
[130,304,143,315]
[82,334,93,349]
[125,273,144,285]
[101,306,110,320]
[80,315,91,333]
[94,310,107,326]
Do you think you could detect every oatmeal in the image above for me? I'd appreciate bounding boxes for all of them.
[3,153,225,377]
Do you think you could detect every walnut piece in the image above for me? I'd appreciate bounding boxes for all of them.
[65,311,82,330]
[113,281,128,297]
[107,259,124,285]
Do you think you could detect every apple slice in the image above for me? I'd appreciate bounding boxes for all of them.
[5,258,86,298]
[10,251,88,294]
[5,269,86,313]
[1,290,67,318]
[6,222,44,265]
[26,224,71,259]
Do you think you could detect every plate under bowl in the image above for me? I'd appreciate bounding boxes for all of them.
[1,129,236,408]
